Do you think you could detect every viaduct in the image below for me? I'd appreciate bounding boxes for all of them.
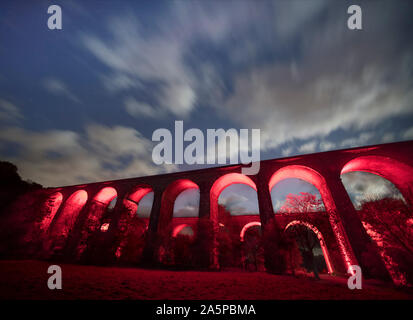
[6,140,413,285]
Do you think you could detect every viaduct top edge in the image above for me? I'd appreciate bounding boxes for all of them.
[46,140,413,190]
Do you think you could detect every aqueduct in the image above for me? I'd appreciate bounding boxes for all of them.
[9,141,413,284]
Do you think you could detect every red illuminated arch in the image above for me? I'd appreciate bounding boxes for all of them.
[41,192,63,232]
[94,187,117,204]
[285,220,334,274]
[341,155,413,207]
[123,185,153,218]
[86,186,118,227]
[49,189,88,237]
[210,173,257,224]
[240,221,261,242]
[171,224,194,238]
[127,185,153,204]
[269,165,354,270]
[209,173,257,268]
[158,179,199,232]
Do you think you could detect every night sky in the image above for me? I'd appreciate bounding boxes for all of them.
[0,0,412,214]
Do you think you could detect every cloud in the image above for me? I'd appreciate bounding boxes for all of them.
[403,126,413,140]
[43,78,81,103]
[0,99,23,122]
[381,132,396,143]
[0,125,176,187]
[281,146,294,157]
[341,171,405,208]
[174,205,199,217]
[340,132,374,148]
[218,192,252,214]
[124,97,157,118]
[218,2,413,152]
[319,141,336,151]
[80,14,196,118]
[298,140,317,154]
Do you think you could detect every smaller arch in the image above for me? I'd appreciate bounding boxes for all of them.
[240,222,261,242]
[284,220,334,274]
[172,224,194,238]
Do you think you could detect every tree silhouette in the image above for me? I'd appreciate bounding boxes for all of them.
[359,197,413,285]
[279,192,323,213]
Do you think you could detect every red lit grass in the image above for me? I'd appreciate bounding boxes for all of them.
[0,260,412,300]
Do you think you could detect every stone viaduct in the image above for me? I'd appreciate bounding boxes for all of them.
[12,140,413,284]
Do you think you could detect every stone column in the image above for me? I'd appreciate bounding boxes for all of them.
[322,169,391,280]
[256,170,275,227]
[141,186,163,266]
[197,180,217,269]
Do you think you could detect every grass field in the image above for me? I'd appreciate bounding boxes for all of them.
[0,260,412,300]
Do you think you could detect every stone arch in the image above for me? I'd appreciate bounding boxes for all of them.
[89,187,118,227]
[47,189,88,253]
[210,173,257,224]
[113,185,154,262]
[73,187,117,259]
[341,155,413,207]
[40,192,63,232]
[124,185,153,219]
[240,221,261,242]
[284,220,334,274]
[341,156,413,285]
[172,224,194,238]
[159,179,199,232]
[269,165,354,271]
[209,173,257,268]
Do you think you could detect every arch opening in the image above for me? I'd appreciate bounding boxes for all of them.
[271,178,325,214]
[341,165,413,286]
[285,221,333,275]
[268,165,354,271]
[210,173,259,269]
[158,179,199,266]
[159,179,199,232]
[114,186,153,262]
[48,189,88,254]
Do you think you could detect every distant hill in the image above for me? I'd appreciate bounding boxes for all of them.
[0,161,42,216]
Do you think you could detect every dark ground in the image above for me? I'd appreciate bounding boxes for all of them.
[0,260,412,300]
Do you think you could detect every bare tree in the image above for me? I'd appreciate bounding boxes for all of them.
[279,192,323,213]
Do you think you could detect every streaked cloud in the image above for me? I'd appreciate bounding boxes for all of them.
[0,99,23,122]
[43,78,81,103]
[0,124,176,187]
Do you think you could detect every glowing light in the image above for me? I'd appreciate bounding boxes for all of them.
[240,222,261,242]
[100,223,110,232]
[172,224,194,238]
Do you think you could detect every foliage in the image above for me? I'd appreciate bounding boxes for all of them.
[279,192,323,213]
[359,197,413,285]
